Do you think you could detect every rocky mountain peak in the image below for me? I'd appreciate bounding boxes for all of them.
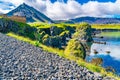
[7,3,53,23]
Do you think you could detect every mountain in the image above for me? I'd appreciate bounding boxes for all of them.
[7,3,53,23]
[0,12,3,15]
[69,17,120,24]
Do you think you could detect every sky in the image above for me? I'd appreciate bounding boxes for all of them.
[0,0,120,20]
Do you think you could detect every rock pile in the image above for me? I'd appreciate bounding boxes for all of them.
[0,33,115,80]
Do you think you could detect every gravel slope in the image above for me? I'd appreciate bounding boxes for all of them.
[0,33,115,80]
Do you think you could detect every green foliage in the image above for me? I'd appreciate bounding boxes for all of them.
[50,26,64,36]
[64,39,86,59]
[22,26,36,39]
[35,41,39,47]
[76,22,90,29]
[64,26,75,33]
[35,31,46,42]
[92,24,120,29]
[42,34,62,48]
[0,18,37,39]
[76,22,91,32]
[42,34,50,46]
[28,22,51,28]
[73,22,93,42]
[59,30,70,45]
[49,36,61,48]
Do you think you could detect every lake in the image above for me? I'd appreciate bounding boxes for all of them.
[86,31,120,76]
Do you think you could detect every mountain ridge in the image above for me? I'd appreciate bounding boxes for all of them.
[69,16,120,24]
[7,3,53,23]
[54,16,120,24]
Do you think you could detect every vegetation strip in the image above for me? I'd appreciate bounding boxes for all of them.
[92,24,120,29]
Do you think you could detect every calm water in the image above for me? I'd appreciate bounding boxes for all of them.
[86,31,120,76]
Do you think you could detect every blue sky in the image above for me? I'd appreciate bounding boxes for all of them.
[51,0,116,4]
[0,0,120,20]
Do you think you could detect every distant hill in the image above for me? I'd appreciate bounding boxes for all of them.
[0,12,3,15]
[7,3,53,23]
[69,17,120,24]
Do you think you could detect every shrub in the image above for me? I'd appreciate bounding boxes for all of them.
[22,26,36,39]
[64,39,86,59]
[50,26,63,36]
[64,26,75,34]
[59,30,70,45]
[49,36,62,48]
[42,34,50,46]
[35,31,46,42]
[35,41,39,47]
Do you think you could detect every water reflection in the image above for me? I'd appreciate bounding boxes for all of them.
[91,43,120,60]
[86,54,120,75]
[87,31,120,76]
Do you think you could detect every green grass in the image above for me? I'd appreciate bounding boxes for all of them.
[29,22,120,30]
[28,22,76,29]
[6,32,120,80]
[99,31,120,38]
[7,32,64,57]
[28,22,51,29]
[92,24,120,29]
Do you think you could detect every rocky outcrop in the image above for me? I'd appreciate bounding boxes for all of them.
[64,39,86,59]
[0,18,18,33]
[0,18,36,39]
[73,23,93,42]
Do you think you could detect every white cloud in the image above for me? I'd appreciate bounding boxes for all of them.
[2,0,24,6]
[91,43,120,60]
[0,0,120,20]
[0,8,10,13]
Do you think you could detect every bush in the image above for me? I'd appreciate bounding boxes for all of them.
[35,41,39,47]
[64,39,86,59]
[42,34,62,48]
[49,36,61,48]
[64,26,75,34]
[35,31,46,42]
[59,30,70,45]
[50,26,63,36]
[42,34,50,46]
[22,26,36,39]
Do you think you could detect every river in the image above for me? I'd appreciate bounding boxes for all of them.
[86,31,120,76]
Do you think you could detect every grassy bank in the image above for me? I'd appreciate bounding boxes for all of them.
[6,32,119,80]
[99,31,120,38]
[92,24,120,29]
[29,22,120,30]
[28,22,76,29]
